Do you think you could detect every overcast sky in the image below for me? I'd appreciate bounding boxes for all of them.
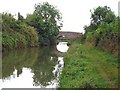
[0,0,119,33]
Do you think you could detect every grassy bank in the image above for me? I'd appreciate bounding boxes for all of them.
[60,39,118,88]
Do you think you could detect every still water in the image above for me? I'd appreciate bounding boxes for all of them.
[1,42,69,88]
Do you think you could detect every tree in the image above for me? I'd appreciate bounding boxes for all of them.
[83,6,119,56]
[84,6,116,34]
[90,6,115,27]
[2,13,19,31]
[26,2,62,45]
[18,12,24,21]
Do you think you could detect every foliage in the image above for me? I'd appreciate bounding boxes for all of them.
[26,2,62,45]
[0,32,2,44]
[18,12,24,21]
[18,23,39,47]
[2,13,39,50]
[84,6,116,33]
[2,13,19,31]
[2,31,27,49]
[2,2,63,50]
[0,13,1,40]
[83,6,119,55]
[90,6,115,27]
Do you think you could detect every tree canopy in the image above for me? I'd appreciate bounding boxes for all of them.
[90,6,115,26]
[83,6,119,56]
[26,2,62,45]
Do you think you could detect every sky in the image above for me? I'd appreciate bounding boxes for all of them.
[0,0,119,33]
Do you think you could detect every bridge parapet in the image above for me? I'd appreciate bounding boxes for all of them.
[58,31,83,41]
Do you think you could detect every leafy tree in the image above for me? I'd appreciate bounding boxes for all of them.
[26,2,62,45]
[18,12,24,21]
[90,6,115,26]
[2,13,19,31]
[84,6,116,34]
[83,6,119,56]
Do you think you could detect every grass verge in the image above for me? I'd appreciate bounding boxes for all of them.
[59,39,118,88]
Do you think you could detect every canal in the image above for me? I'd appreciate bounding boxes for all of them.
[1,42,69,88]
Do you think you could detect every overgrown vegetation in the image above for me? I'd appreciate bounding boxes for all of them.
[83,6,119,56]
[2,13,39,51]
[2,2,62,51]
[60,39,118,88]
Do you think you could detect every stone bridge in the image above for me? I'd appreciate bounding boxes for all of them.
[58,31,83,41]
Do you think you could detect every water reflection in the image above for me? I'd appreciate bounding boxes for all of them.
[1,42,69,88]
[57,42,69,52]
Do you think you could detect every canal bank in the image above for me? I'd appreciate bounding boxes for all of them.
[59,39,118,88]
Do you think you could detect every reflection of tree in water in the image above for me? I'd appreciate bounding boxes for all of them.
[2,48,38,79]
[16,68,22,77]
[2,46,60,87]
[31,47,58,86]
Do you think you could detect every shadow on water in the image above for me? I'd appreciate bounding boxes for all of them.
[1,42,68,88]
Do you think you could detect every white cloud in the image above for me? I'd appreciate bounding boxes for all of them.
[0,0,119,33]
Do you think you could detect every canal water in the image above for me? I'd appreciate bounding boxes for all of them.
[0,42,69,88]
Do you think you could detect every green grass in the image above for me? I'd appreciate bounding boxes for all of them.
[59,39,118,88]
